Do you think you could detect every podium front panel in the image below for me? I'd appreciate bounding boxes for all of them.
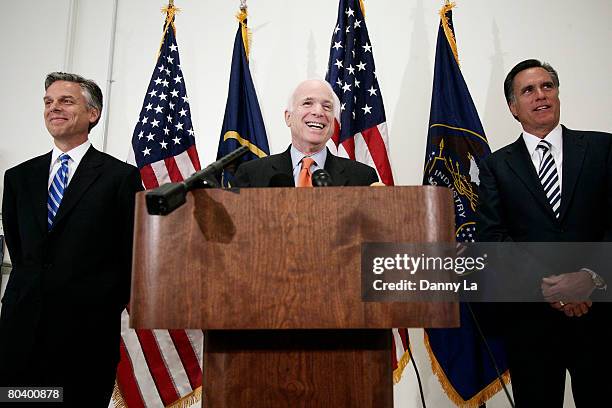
[131,186,458,329]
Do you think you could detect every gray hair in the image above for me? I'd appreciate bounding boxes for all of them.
[286,79,341,119]
[503,59,560,104]
[45,72,103,131]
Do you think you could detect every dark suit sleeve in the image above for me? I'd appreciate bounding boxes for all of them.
[233,162,252,187]
[476,157,513,243]
[1,171,21,269]
[117,167,143,306]
[605,137,612,242]
[366,166,379,185]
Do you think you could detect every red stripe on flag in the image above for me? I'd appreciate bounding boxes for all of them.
[164,157,184,183]
[169,329,202,389]
[117,338,146,408]
[140,165,160,190]
[361,126,395,186]
[331,119,341,147]
[398,328,409,351]
[341,137,356,160]
[186,145,202,171]
[136,329,180,406]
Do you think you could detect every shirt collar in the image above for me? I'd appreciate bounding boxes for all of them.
[290,145,328,171]
[522,124,562,157]
[50,139,92,169]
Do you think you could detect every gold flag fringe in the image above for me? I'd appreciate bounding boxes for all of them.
[158,3,181,58]
[111,383,202,408]
[236,9,252,60]
[111,382,127,408]
[392,342,412,384]
[166,387,202,408]
[423,332,511,408]
[439,2,459,67]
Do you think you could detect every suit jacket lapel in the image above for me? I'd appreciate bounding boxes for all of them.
[558,126,586,221]
[25,152,52,234]
[504,136,557,219]
[324,149,349,186]
[270,146,295,186]
[52,146,103,228]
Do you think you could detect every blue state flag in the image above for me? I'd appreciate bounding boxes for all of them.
[217,9,270,186]
[422,3,510,406]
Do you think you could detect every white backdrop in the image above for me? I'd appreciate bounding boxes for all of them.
[2,1,611,407]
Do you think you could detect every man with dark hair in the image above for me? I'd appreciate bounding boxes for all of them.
[0,72,142,406]
[477,59,611,406]
[234,79,378,187]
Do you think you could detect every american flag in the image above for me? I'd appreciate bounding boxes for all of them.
[325,0,394,186]
[325,0,408,383]
[115,6,203,407]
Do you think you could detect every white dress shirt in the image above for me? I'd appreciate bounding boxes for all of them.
[522,124,563,189]
[290,145,328,185]
[48,140,91,189]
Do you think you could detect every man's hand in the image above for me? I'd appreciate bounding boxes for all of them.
[541,271,595,302]
[549,300,592,317]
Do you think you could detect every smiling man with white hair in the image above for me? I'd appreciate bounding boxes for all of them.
[235,79,378,187]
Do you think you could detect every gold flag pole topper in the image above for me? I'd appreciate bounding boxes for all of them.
[237,0,251,59]
[158,0,181,57]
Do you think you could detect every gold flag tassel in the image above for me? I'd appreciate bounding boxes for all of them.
[440,1,459,66]
[236,0,251,60]
[158,1,181,58]
[359,0,366,17]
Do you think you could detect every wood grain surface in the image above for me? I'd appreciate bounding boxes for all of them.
[130,186,458,329]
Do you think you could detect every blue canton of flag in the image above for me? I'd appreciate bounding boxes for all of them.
[423,3,509,406]
[131,14,200,189]
[325,0,394,186]
[217,9,270,187]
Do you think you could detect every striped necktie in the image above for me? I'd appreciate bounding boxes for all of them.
[47,153,71,230]
[536,140,561,218]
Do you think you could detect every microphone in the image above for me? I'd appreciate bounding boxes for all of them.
[146,146,249,215]
[268,173,294,187]
[312,169,334,187]
[184,145,249,190]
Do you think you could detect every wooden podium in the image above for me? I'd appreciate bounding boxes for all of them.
[130,186,458,407]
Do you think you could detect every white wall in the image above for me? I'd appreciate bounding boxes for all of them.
[2,1,611,407]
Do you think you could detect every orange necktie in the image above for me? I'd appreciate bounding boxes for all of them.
[297,157,315,187]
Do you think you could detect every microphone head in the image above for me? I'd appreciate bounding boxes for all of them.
[268,173,294,187]
[312,169,334,187]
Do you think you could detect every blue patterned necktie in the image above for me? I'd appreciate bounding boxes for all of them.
[536,140,561,218]
[47,153,71,230]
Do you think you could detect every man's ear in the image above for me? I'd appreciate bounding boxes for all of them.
[508,101,519,119]
[508,101,521,122]
[284,110,291,127]
[89,107,101,125]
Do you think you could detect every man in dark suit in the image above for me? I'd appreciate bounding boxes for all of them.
[235,79,378,187]
[477,59,611,406]
[0,72,142,406]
